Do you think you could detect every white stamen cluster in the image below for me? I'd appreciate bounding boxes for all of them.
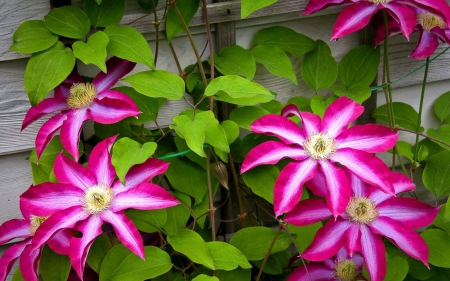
[346,196,379,224]
[81,184,114,215]
[67,82,97,109]
[29,215,48,235]
[417,13,447,31]
[303,133,337,160]
[334,259,359,281]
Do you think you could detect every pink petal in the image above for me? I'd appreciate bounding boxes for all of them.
[320,161,351,217]
[241,141,308,173]
[374,19,401,46]
[299,111,322,137]
[0,239,30,281]
[93,57,136,93]
[347,170,369,198]
[35,113,66,160]
[88,97,139,124]
[305,170,327,198]
[88,136,117,186]
[287,263,333,281]
[101,210,144,259]
[368,172,415,204]
[336,124,398,153]
[370,216,429,266]
[399,0,450,26]
[302,0,347,14]
[330,148,394,195]
[22,98,68,130]
[70,215,103,279]
[112,158,170,193]
[19,246,41,281]
[20,183,83,216]
[384,3,416,39]
[344,223,361,256]
[410,28,439,59]
[54,153,96,189]
[321,97,364,138]
[250,114,305,145]
[360,224,386,281]
[302,218,350,261]
[378,198,439,228]
[30,206,89,251]
[60,109,89,161]
[331,3,379,40]
[274,159,318,216]
[110,183,179,212]
[98,89,136,106]
[281,104,302,119]
[285,198,331,226]
[48,229,75,255]
[0,219,31,244]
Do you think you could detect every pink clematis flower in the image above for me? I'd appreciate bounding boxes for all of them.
[287,247,366,281]
[22,57,140,161]
[302,0,450,40]
[375,9,450,59]
[20,136,179,279]
[285,170,439,281]
[0,205,73,281]
[241,96,397,217]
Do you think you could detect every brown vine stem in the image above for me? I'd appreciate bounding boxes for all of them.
[150,0,160,64]
[255,224,283,281]
[168,42,184,76]
[280,222,311,281]
[228,154,247,227]
[206,149,216,241]
[395,126,450,148]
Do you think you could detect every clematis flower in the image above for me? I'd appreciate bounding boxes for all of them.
[285,170,439,281]
[375,9,450,59]
[287,247,366,281]
[241,96,397,217]
[20,136,179,279]
[22,57,140,160]
[0,204,73,281]
[302,0,450,40]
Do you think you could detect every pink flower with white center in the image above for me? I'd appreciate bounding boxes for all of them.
[302,0,450,40]
[0,205,73,281]
[22,57,140,161]
[285,170,439,281]
[20,136,179,279]
[241,96,397,217]
[287,247,366,281]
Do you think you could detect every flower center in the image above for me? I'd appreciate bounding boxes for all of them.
[303,133,337,160]
[67,83,97,109]
[417,13,447,31]
[29,215,48,235]
[367,0,391,4]
[345,196,379,224]
[81,184,114,215]
[334,259,359,281]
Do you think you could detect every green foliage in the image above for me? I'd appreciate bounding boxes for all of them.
[137,0,159,13]
[206,242,252,270]
[241,0,278,18]
[421,229,450,268]
[163,192,191,236]
[251,45,297,84]
[310,95,337,118]
[331,83,372,104]
[229,106,270,130]
[287,222,322,252]
[73,31,109,72]
[385,256,409,281]
[124,70,185,100]
[166,0,201,42]
[87,233,111,273]
[372,102,423,132]
[10,20,58,54]
[337,45,380,86]
[427,125,450,151]
[126,208,167,233]
[44,6,91,39]
[84,0,125,28]
[218,268,252,281]
[213,45,256,80]
[39,245,71,281]
[252,250,291,275]
[12,268,25,281]
[423,150,450,197]
[192,275,219,281]
[435,91,450,123]
[395,141,414,163]
[242,165,279,203]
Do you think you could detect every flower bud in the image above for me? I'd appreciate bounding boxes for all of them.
[214,162,229,190]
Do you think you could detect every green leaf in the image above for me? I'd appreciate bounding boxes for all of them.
[372,102,423,132]
[167,229,215,270]
[423,150,450,197]
[126,208,167,233]
[433,206,450,234]
[166,0,201,42]
[395,141,414,163]
[242,165,278,203]
[251,45,297,84]
[241,0,278,18]
[24,41,76,105]
[310,95,336,118]
[230,227,291,261]
[252,26,316,56]
[192,275,219,281]
[287,96,312,112]
[84,0,125,28]
[12,268,25,281]
[171,115,206,157]
[213,45,256,80]
[229,106,270,130]
[218,268,251,281]
[385,256,409,281]
[73,31,109,72]
[104,25,155,69]
[338,45,380,87]
[301,40,338,91]
[39,245,71,281]
[287,222,322,252]
[221,120,240,144]
[112,137,157,184]
[251,251,290,275]
[445,196,450,222]
[137,0,159,13]
[435,91,450,123]
[163,192,191,236]
[427,125,450,152]
[99,244,172,281]
[123,70,185,100]
[407,256,436,280]
[174,135,207,170]
[86,233,111,273]
[10,20,58,54]
[44,6,90,39]
[206,242,252,270]
[260,100,284,114]
[204,75,275,106]
[331,83,372,104]
[421,229,450,268]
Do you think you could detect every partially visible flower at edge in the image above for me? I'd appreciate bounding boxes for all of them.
[20,136,179,279]
[22,57,140,161]
[241,96,397,217]
[285,169,439,281]
[287,247,366,281]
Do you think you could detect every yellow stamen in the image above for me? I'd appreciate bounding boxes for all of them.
[303,133,337,160]
[81,184,114,215]
[346,196,379,224]
[367,0,391,4]
[334,259,359,281]
[29,215,48,235]
[67,83,97,109]
[417,13,447,31]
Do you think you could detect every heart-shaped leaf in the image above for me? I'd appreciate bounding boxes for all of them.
[123,70,185,100]
[10,20,58,54]
[73,31,109,72]
[84,0,125,28]
[251,45,297,84]
[45,6,90,39]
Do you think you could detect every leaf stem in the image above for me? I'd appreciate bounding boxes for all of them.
[228,153,248,227]
[395,126,450,148]
[414,57,430,164]
[255,224,283,281]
